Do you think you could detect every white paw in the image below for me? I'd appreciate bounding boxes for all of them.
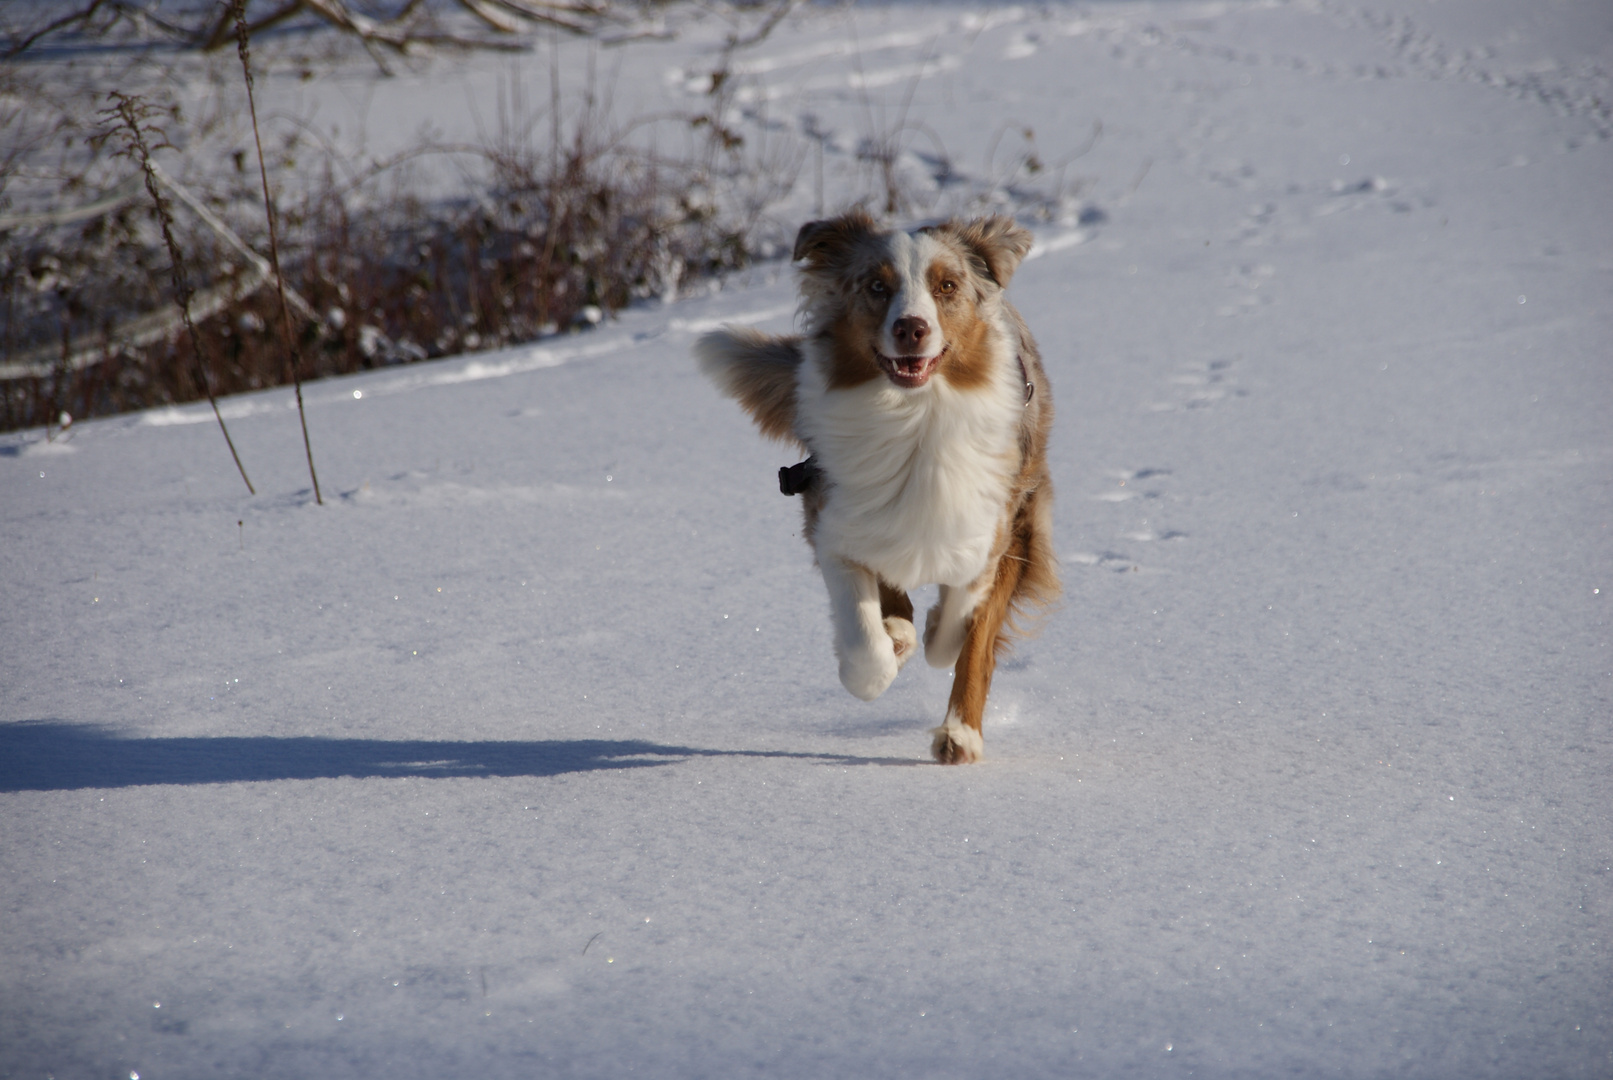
[839,638,900,701]
[885,617,918,672]
[930,716,984,764]
[923,604,964,669]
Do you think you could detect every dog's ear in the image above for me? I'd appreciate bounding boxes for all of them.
[792,208,880,270]
[948,215,1034,289]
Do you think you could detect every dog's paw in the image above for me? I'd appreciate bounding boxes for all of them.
[923,603,964,669]
[930,717,984,764]
[885,617,918,671]
[839,641,900,701]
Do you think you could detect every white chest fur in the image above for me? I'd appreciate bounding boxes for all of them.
[796,333,1025,590]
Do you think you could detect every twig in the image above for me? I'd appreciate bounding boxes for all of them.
[726,0,800,52]
[460,0,525,34]
[102,91,255,495]
[234,1,323,505]
[1,0,108,60]
[3,0,193,57]
[10,0,547,61]
[478,0,602,35]
[299,0,409,74]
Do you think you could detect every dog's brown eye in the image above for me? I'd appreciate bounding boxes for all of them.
[938,280,957,295]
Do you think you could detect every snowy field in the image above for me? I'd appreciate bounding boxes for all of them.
[3,1,1611,1076]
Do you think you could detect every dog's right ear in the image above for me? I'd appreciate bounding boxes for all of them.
[792,209,880,270]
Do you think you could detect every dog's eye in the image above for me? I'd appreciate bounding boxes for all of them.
[867,279,888,296]
[937,279,957,295]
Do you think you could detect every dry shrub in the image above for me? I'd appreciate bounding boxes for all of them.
[1,91,759,432]
[0,0,816,433]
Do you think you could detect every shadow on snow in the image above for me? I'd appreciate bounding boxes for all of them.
[0,721,923,792]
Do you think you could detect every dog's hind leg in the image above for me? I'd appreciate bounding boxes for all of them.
[821,556,903,701]
[879,579,918,672]
[931,531,1029,764]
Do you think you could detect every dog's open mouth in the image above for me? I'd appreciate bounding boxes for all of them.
[876,346,945,389]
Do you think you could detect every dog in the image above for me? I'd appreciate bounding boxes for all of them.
[695,210,1058,763]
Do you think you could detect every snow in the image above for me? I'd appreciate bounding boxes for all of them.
[3,1,1611,1077]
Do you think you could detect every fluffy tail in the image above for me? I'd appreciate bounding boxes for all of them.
[694,327,804,444]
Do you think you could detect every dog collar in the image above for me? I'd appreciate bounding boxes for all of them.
[779,456,819,496]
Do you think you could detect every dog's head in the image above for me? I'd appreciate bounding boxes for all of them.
[793,211,1033,391]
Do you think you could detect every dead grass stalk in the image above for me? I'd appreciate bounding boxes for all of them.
[100,90,255,494]
[233,0,321,504]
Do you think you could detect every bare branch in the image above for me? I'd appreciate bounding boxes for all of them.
[726,0,800,52]
[2,0,109,60]
[478,0,597,35]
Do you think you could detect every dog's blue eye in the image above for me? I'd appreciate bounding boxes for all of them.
[868,280,887,295]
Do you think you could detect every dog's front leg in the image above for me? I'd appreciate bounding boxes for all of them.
[820,556,902,701]
[931,530,1032,763]
[923,582,985,669]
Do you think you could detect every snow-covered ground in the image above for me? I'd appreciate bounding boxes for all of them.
[3,2,1611,1076]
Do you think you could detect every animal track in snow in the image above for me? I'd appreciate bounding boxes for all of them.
[1092,466,1171,503]
[1231,182,1431,251]
[1216,263,1276,317]
[1315,175,1432,219]
[1002,32,1042,61]
[1065,550,1145,574]
[1052,3,1611,141]
[1148,358,1245,412]
[1318,1,1613,139]
[1071,466,1187,576]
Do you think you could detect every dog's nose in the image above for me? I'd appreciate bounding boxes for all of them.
[892,316,930,353]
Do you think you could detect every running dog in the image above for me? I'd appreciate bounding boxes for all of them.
[695,210,1058,763]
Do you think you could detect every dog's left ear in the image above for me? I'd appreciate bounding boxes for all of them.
[947,216,1034,289]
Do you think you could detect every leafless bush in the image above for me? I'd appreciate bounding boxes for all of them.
[3,1,640,68]
[0,1,816,433]
[1,64,765,432]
